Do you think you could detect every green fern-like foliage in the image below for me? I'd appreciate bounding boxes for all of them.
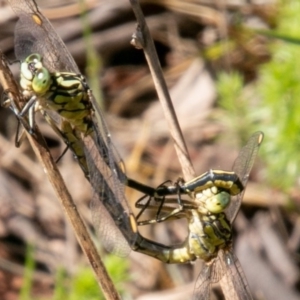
[217,0,300,190]
[216,71,253,141]
[256,0,300,189]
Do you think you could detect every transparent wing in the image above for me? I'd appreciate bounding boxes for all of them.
[226,131,264,223]
[45,100,135,256]
[193,257,224,300]
[219,250,253,300]
[194,249,252,300]
[8,0,79,73]
[90,91,137,255]
[84,130,131,256]
[193,263,213,300]
[82,101,137,256]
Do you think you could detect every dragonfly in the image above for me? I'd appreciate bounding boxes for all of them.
[6,0,162,257]
[135,131,264,299]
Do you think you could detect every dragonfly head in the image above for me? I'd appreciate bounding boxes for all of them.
[196,186,231,214]
[20,53,51,95]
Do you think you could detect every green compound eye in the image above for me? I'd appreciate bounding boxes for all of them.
[25,53,42,64]
[204,191,230,214]
[21,54,44,82]
[32,67,51,94]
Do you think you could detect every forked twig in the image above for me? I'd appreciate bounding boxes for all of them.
[129,0,196,181]
[0,50,120,300]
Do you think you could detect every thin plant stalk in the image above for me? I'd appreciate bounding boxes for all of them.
[129,0,195,181]
[0,50,120,300]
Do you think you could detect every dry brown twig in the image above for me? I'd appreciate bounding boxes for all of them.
[0,50,120,300]
[129,0,196,181]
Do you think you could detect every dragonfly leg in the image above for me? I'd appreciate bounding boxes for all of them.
[135,180,177,224]
[153,180,185,223]
[16,95,38,133]
[55,144,69,164]
[135,193,152,221]
[14,119,26,147]
[19,95,37,117]
[155,194,167,221]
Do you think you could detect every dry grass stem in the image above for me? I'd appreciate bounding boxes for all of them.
[129,0,196,181]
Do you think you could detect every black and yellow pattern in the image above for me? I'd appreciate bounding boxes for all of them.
[8,0,139,257]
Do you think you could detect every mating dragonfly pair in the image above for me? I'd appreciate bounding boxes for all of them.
[4,0,263,299]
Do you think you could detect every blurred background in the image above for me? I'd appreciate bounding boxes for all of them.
[0,0,299,299]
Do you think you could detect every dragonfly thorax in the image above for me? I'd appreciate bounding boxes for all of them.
[20,53,93,134]
[188,210,232,261]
